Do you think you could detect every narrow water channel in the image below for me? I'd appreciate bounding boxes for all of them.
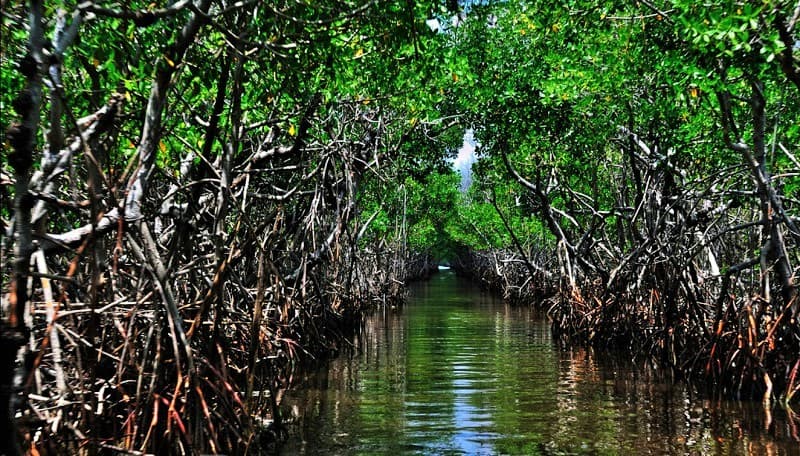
[279,271,799,455]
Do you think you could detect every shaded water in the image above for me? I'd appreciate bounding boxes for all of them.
[280,271,799,455]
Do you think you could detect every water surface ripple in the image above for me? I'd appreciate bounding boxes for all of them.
[280,272,799,455]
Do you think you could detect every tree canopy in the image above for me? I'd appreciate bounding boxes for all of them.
[2,0,800,453]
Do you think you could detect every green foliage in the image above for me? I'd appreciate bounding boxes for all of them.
[0,2,28,143]
[3,0,798,261]
[404,172,460,248]
[402,0,800,256]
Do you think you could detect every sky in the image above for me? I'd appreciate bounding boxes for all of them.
[453,129,477,192]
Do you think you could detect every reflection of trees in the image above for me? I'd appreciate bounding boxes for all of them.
[486,298,561,454]
[283,274,798,454]
[552,348,800,454]
[281,309,410,452]
[551,347,600,449]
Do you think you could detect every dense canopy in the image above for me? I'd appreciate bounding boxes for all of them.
[1,0,799,454]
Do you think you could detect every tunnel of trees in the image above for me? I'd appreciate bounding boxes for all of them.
[1,0,799,454]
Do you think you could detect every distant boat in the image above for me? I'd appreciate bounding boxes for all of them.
[438,265,451,270]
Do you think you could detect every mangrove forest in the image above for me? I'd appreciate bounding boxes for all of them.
[1,0,799,454]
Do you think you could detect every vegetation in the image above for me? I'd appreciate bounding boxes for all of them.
[1,0,799,454]
[438,0,800,406]
[0,1,455,453]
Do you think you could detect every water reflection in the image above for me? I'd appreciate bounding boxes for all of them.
[280,272,799,455]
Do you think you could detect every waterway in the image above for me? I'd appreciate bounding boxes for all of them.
[279,271,799,455]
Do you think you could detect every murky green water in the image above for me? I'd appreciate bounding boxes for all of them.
[279,271,799,455]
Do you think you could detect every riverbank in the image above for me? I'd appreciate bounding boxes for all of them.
[450,248,556,305]
[451,248,800,406]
